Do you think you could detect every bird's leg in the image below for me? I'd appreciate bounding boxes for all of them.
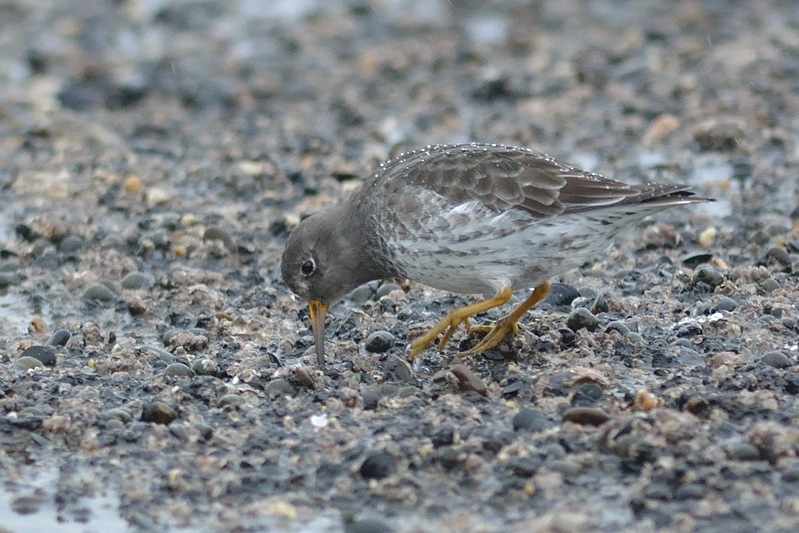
[409,286,513,359]
[465,281,551,354]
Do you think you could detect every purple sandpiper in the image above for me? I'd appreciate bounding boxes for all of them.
[281,143,710,365]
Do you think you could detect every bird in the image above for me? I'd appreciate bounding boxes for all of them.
[281,143,710,365]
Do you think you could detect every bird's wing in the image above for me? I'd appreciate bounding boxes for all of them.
[371,143,699,219]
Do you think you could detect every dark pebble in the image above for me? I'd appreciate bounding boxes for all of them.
[759,277,780,293]
[571,382,604,406]
[712,296,737,312]
[450,364,488,395]
[692,264,723,287]
[385,356,412,381]
[345,518,396,533]
[547,459,582,477]
[349,285,374,305]
[203,226,233,248]
[58,235,83,253]
[567,308,600,331]
[781,463,799,483]
[360,450,396,480]
[761,350,792,369]
[361,387,381,410]
[604,321,631,336]
[364,331,395,353]
[562,407,611,426]
[544,283,580,306]
[191,358,219,376]
[0,272,14,288]
[82,283,117,303]
[763,247,792,270]
[558,327,576,346]
[46,329,71,347]
[21,345,56,367]
[104,407,133,423]
[512,409,549,432]
[265,378,295,398]
[121,271,150,290]
[163,362,195,377]
[727,442,761,461]
[140,402,178,425]
[674,484,705,500]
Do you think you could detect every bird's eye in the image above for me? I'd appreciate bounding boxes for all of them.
[301,259,315,276]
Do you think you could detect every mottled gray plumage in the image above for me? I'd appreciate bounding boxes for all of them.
[281,143,709,364]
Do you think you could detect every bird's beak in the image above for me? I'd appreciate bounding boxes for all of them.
[307,300,328,366]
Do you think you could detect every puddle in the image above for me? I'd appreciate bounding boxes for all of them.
[0,468,132,533]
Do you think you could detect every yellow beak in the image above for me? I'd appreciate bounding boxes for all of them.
[307,300,329,366]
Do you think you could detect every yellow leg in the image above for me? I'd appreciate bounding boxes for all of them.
[465,281,551,354]
[409,286,513,359]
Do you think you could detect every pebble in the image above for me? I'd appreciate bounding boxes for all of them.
[761,351,792,369]
[726,442,761,461]
[345,518,396,533]
[21,345,56,367]
[604,321,631,336]
[544,283,580,306]
[191,359,219,376]
[218,394,246,407]
[349,285,375,304]
[763,247,792,271]
[512,409,549,432]
[82,283,117,303]
[359,450,396,480]
[121,271,150,289]
[450,364,488,395]
[566,308,600,331]
[203,226,233,248]
[14,356,44,370]
[163,362,195,377]
[692,264,723,287]
[364,331,395,353]
[58,234,83,253]
[561,407,611,426]
[46,329,71,346]
[104,407,133,423]
[711,296,737,312]
[361,387,381,410]
[0,272,14,288]
[571,382,604,406]
[140,402,178,425]
[265,378,295,398]
[558,327,576,346]
[759,277,780,293]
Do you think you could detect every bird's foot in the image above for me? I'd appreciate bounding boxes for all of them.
[462,317,520,354]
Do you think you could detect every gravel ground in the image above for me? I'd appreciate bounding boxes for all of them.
[1,1,799,532]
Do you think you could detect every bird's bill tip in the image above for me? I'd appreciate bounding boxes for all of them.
[307,300,328,366]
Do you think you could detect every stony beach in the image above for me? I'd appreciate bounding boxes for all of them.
[1,1,798,532]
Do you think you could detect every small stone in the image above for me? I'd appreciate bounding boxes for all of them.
[692,264,723,287]
[265,378,295,398]
[345,518,396,533]
[191,359,219,376]
[349,285,375,304]
[558,327,576,346]
[604,321,631,336]
[763,247,792,271]
[14,356,44,370]
[203,226,233,248]
[544,283,580,306]
[761,351,792,369]
[123,174,142,193]
[567,308,599,331]
[21,345,56,367]
[0,272,14,288]
[727,442,761,461]
[693,117,745,151]
[361,387,380,410]
[46,329,71,346]
[450,364,487,395]
[163,362,195,377]
[364,331,395,353]
[121,271,150,290]
[82,283,117,303]
[571,382,603,406]
[359,450,396,480]
[562,407,611,426]
[218,394,246,407]
[759,277,780,293]
[58,235,83,253]
[140,402,178,425]
[712,296,737,312]
[512,409,549,432]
